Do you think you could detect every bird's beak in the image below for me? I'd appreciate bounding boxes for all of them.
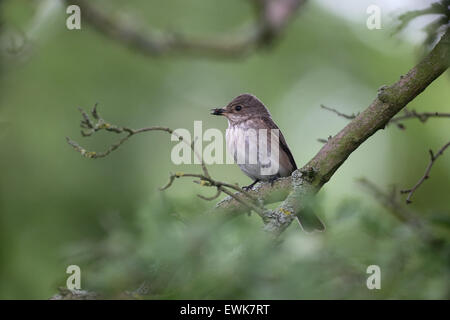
[211,108,225,116]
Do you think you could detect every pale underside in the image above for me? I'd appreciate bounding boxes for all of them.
[226,117,296,181]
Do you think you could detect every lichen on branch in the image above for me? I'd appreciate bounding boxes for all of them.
[66,30,450,236]
[215,30,450,234]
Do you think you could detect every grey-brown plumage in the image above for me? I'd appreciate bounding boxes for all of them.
[212,93,297,184]
[212,93,325,232]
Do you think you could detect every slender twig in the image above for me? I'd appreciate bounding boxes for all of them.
[320,105,358,120]
[197,188,222,201]
[317,135,332,144]
[394,0,450,48]
[67,104,264,215]
[66,30,450,236]
[389,109,450,129]
[159,172,265,216]
[219,187,266,218]
[400,141,450,203]
[321,104,450,130]
[66,105,173,159]
[357,178,440,245]
[217,30,450,235]
[358,178,421,224]
[160,172,258,201]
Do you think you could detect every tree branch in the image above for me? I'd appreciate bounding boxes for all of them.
[66,0,306,59]
[66,31,449,236]
[400,141,450,203]
[320,105,358,120]
[66,104,174,159]
[389,109,450,128]
[66,104,266,217]
[216,30,450,235]
[356,178,442,246]
[321,104,450,131]
[395,0,449,48]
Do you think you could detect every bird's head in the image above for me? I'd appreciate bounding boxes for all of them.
[211,93,271,123]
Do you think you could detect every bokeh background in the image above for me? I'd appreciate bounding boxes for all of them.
[0,0,449,299]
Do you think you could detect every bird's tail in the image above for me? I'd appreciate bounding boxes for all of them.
[294,197,325,233]
[296,191,325,233]
[295,215,325,233]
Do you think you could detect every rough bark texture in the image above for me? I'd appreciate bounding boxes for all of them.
[216,30,450,234]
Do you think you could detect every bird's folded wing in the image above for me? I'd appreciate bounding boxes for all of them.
[258,116,298,172]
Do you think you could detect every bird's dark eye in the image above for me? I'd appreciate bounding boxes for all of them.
[235,105,242,111]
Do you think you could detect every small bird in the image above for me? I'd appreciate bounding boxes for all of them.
[212,93,324,232]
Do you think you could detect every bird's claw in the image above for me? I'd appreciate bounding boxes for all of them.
[268,177,278,187]
[243,180,260,191]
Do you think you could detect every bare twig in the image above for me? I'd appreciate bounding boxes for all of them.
[66,104,265,216]
[357,178,441,245]
[197,188,222,201]
[320,105,358,120]
[159,171,264,216]
[317,135,332,144]
[67,30,450,236]
[389,109,450,129]
[394,0,449,48]
[217,30,450,236]
[66,105,173,159]
[400,141,450,204]
[318,106,450,144]
[321,105,450,130]
[358,178,422,224]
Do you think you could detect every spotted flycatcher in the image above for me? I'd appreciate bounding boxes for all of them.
[212,93,325,232]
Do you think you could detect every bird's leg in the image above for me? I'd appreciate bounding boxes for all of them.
[268,176,278,187]
[243,179,260,191]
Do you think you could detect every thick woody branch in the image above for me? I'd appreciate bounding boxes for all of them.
[66,31,449,236]
[305,32,447,183]
[357,178,441,246]
[66,0,305,59]
[217,30,450,234]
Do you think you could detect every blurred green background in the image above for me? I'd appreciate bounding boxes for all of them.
[0,0,449,299]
